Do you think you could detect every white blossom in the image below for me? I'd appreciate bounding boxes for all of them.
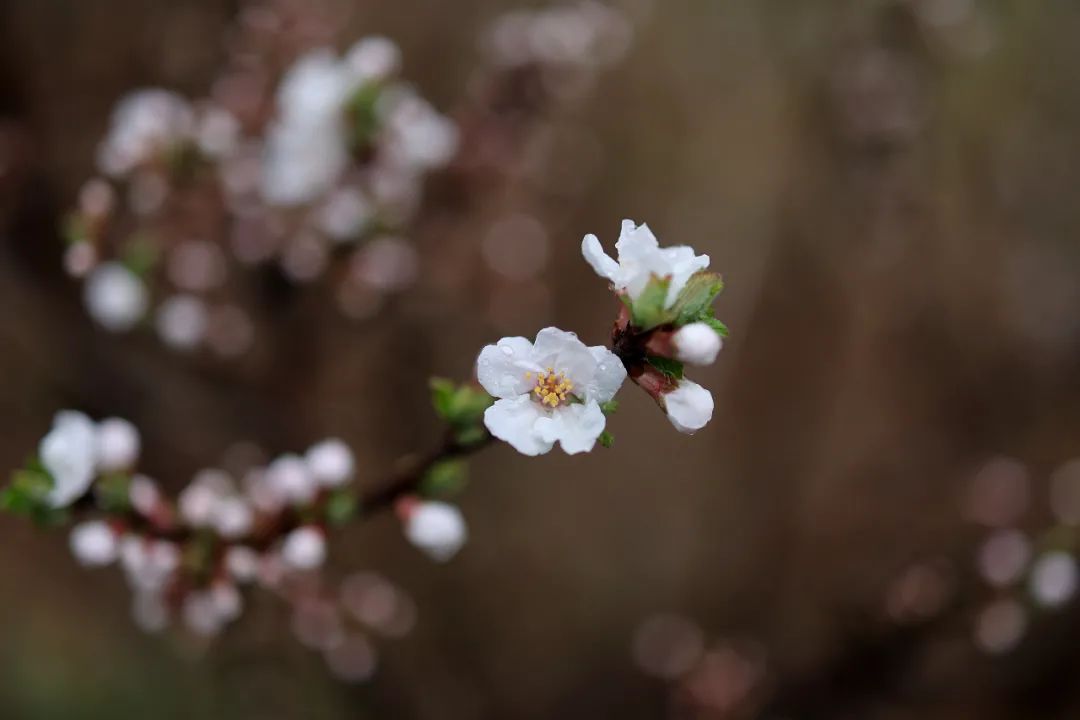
[69,520,118,567]
[156,294,208,350]
[662,380,714,434]
[282,526,327,570]
[1030,551,1078,608]
[213,497,254,539]
[477,327,625,455]
[83,262,149,332]
[673,322,722,365]
[97,89,193,177]
[379,88,459,171]
[404,501,467,562]
[267,454,319,504]
[261,50,355,205]
[39,411,98,508]
[582,219,709,307]
[95,417,140,472]
[120,536,179,592]
[225,546,261,584]
[345,36,402,84]
[305,438,355,488]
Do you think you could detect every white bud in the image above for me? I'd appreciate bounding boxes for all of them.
[69,520,118,567]
[225,546,261,584]
[672,322,722,365]
[1030,551,1078,608]
[179,481,219,528]
[83,262,149,332]
[404,501,467,562]
[267,455,318,504]
[305,438,355,487]
[662,379,714,434]
[282,526,326,570]
[128,474,161,516]
[345,36,402,83]
[214,497,254,539]
[95,417,141,471]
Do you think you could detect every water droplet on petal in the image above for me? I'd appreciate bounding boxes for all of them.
[500,345,513,356]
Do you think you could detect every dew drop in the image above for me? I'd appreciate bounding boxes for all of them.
[500,345,514,356]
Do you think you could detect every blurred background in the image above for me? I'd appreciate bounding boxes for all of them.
[3,0,1080,718]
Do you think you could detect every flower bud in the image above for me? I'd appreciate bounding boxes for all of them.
[69,520,118,567]
[672,322,722,365]
[663,380,714,434]
[403,501,467,562]
[282,526,327,570]
[305,438,355,487]
[96,417,140,471]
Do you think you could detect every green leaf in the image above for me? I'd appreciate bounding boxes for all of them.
[598,431,615,448]
[430,378,494,428]
[599,400,619,416]
[631,274,673,329]
[347,82,383,149]
[325,489,359,527]
[1,465,70,526]
[121,233,159,278]
[421,460,468,499]
[95,472,132,513]
[670,271,724,326]
[701,315,729,338]
[647,355,684,380]
[454,424,488,447]
[62,214,88,247]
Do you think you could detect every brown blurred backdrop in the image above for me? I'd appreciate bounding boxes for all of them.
[3,1,1080,718]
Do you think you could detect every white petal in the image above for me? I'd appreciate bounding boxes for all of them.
[534,401,606,454]
[483,396,553,456]
[614,219,660,262]
[476,337,539,399]
[532,327,595,382]
[663,380,714,434]
[584,346,626,403]
[40,411,98,508]
[581,233,620,282]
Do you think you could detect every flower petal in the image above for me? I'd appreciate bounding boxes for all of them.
[476,336,540,399]
[584,346,626,403]
[532,327,596,383]
[663,379,714,434]
[534,401,606,454]
[40,411,98,508]
[581,233,620,282]
[484,396,553,456]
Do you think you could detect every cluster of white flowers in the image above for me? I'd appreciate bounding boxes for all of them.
[477,219,723,455]
[65,33,457,352]
[96,90,240,179]
[583,219,721,434]
[34,409,474,640]
[40,411,140,507]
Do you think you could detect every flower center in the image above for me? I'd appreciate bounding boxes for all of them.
[526,368,575,408]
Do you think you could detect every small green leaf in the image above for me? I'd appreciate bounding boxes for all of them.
[95,472,132,513]
[454,424,488,447]
[430,378,494,430]
[347,82,383,149]
[121,233,159,277]
[599,400,619,416]
[647,355,684,380]
[421,460,468,499]
[701,315,729,338]
[598,431,615,448]
[325,489,359,527]
[670,271,724,326]
[631,274,673,329]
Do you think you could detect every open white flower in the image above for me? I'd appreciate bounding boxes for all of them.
[582,219,709,307]
[477,327,625,455]
[40,411,98,508]
[662,380,714,434]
